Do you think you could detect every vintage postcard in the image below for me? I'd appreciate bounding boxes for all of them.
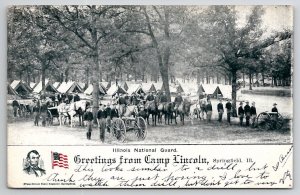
[7,5,293,188]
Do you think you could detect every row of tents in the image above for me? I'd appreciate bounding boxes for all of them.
[8,80,234,100]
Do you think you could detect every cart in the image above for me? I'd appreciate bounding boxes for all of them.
[256,111,284,130]
[47,106,60,125]
[111,116,147,142]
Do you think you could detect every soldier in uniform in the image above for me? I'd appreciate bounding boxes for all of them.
[174,92,183,111]
[137,105,147,120]
[225,99,232,124]
[130,93,139,105]
[105,103,112,133]
[217,99,224,122]
[244,101,251,126]
[206,100,213,122]
[12,97,20,118]
[32,101,40,126]
[238,102,245,126]
[250,101,257,127]
[97,104,107,142]
[118,94,126,116]
[40,99,48,127]
[145,91,155,109]
[83,106,94,140]
[272,103,278,113]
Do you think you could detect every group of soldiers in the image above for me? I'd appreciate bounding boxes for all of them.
[11,89,280,142]
[83,90,175,142]
[210,98,279,127]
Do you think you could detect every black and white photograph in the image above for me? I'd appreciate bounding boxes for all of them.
[6,5,293,189]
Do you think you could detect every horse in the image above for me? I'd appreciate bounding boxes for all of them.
[123,105,139,118]
[164,102,177,125]
[58,100,89,127]
[189,103,201,125]
[176,100,191,125]
[145,100,158,126]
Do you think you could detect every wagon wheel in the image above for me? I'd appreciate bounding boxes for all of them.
[275,113,284,130]
[112,118,126,142]
[135,117,147,140]
[47,110,53,126]
[256,112,271,130]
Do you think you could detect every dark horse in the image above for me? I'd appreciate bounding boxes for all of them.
[145,100,158,126]
[175,100,191,125]
[163,102,177,125]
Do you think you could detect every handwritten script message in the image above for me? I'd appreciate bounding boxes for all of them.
[8,145,293,188]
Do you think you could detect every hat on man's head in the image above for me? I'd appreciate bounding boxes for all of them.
[273,103,277,106]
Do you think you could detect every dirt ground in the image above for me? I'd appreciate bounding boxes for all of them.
[7,116,292,145]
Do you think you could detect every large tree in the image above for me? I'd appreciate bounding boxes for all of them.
[187,6,291,115]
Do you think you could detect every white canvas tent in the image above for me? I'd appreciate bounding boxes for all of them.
[7,83,18,96]
[100,82,111,90]
[199,84,219,95]
[106,84,127,96]
[10,80,32,96]
[57,81,83,93]
[141,83,156,93]
[84,84,106,95]
[218,84,232,99]
[78,82,87,90]
[179,82,198,95]
[127,84,144,95]
[33,81,58,94]
[153,82,163,92]
[30,82,37,89]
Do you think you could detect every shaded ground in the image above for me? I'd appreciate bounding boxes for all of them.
[7,116,291,145]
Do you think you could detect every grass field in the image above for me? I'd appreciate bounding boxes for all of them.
[7,116,291,145]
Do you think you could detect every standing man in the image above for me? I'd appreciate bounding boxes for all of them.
[217,99,224,122]
[250,101,257,127]
[97,104,107,142]
[12,97,20,118]
[272,103,278,113]
[105,103,112,133]
[83,107,94,140]
[130,93,138,105]
[137,105,147,120]
[225,99,232,124]
[206,100,213,122]
[40,99,48,127]
[118,94,126,116]
[244,101,251,126]
[32,101,40,126]
[238,102,245,126]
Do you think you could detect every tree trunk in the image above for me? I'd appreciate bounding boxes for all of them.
[231,70,238,117]
[196,69,200,84]
[242,71,245,88]
[64,67,69,82]
[41,66,46,94]
[262,72,265,86]
[249,73,252,90]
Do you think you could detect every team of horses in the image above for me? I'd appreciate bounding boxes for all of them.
[13,96,209,127]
